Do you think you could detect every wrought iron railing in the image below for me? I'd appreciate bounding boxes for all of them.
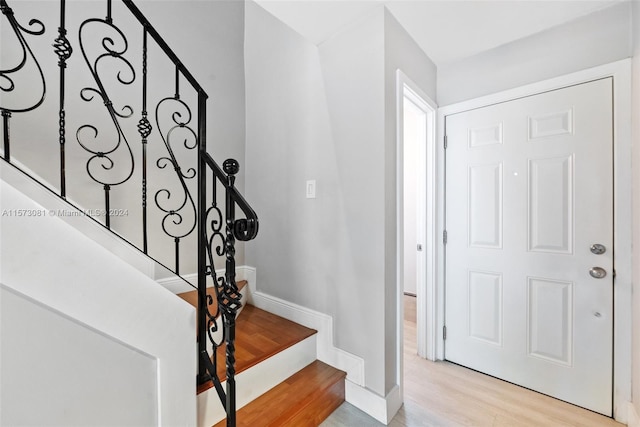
[0,1,257,425]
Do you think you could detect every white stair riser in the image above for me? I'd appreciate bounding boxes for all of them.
[197,334,317,427]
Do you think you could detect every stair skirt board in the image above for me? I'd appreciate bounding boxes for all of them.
[198,334,317,426]
[0,162,156,279]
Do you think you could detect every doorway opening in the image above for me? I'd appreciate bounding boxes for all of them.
[396,70,437,397]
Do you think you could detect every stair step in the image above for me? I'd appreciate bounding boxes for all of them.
[213,360,346,427]
[177,280,248,312]
[197,304,317,393]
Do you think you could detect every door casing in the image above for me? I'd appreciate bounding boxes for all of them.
[432,59,632,423]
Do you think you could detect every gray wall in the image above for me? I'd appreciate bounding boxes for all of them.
[437,2,632,106]
[244,1,386,395]
[244,1,436,397]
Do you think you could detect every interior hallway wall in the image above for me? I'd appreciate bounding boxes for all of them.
[438,2,632,106]
[244,0,436,401]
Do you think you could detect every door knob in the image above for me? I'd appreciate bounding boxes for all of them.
[590,244,606,255]
[589,267,607,279]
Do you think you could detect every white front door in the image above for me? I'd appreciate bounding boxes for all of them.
[444,78,614,415]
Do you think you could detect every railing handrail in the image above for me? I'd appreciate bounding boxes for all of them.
[204,153,259,242]
[1,2,257,426]
[121,0,207,97]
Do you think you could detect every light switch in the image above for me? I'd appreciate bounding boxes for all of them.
[306,180,316,199]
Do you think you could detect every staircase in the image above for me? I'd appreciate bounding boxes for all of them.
[1,0,346,425]
[179,281,346,426]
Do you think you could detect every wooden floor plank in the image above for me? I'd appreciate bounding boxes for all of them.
[323,295,623,426]
[214,360,345,427]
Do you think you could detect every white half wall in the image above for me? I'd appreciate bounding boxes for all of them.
[1,285,159,427]
[0,178,196,426]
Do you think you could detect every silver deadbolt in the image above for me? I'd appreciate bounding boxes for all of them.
[417,244,423,252]
[590,244,606,255]
[589,267,607,279]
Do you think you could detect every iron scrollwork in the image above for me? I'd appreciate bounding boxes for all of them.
[2,2,260,425]
[0,0,46,113]
[154,95,198,273]
[76,15,136,222]
[0,0,46,162]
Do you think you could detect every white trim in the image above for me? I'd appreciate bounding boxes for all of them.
[344,382,402,425]
[629,403,640,427]
[250,290,365,386]
[435,59,633,422]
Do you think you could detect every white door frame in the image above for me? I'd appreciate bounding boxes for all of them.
[395,69,437,374]
[433,59,633,423]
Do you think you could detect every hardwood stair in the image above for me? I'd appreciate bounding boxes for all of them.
[197,303,317,393]
[213,360,346,427]
[178,287,344,426]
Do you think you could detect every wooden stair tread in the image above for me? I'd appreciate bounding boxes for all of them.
[213,360,346,427]
[198,304,317,394]
[177,280,248,309]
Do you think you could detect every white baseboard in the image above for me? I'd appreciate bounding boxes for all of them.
[629,402,640,427]
[250,290,365,387]
[249,286,404,424]
[345,381,401,425]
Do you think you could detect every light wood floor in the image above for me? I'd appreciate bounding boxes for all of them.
[322,295,622,426]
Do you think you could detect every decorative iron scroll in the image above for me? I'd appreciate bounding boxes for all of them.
[0,0,46,113]
[76,14,136,226]
[154,94,198,274]
[0,0,46,162]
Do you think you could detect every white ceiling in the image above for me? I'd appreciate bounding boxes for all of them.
[254,0,625,65]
